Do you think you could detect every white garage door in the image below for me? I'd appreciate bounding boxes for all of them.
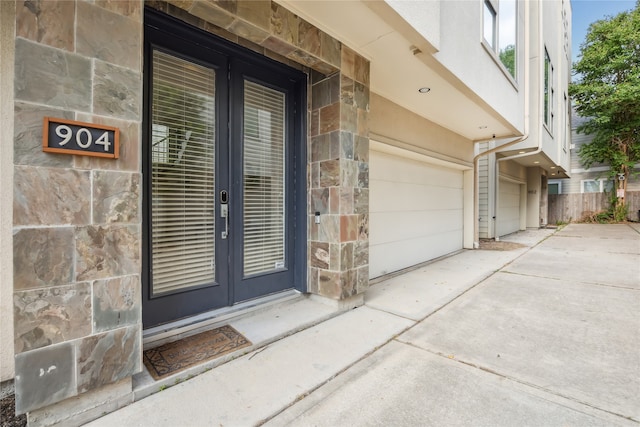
[497,179,521,237]
[369,149,464,279]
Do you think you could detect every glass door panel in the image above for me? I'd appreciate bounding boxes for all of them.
[242,80,286,277]
[150,50,216,295]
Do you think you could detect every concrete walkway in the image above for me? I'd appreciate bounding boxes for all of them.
[88,224,640,427]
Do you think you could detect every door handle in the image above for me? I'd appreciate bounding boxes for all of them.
[221,204,229,239]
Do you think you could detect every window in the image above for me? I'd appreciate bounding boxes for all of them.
[548,181,561,195]
[544,48,554,131]
[581,179,613,193]
[484,0,517,79]
[483,1,496,50]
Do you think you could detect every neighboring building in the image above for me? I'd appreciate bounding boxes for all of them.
[478,0,572,239]
[548,108,640,195]
[0,0,570,424]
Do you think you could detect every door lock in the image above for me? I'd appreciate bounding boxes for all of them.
[220,191,229,239]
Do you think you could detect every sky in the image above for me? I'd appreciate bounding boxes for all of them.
[571,0,637,64]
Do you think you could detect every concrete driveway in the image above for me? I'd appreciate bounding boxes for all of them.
[88,224,639,427]
[270,224,640,426]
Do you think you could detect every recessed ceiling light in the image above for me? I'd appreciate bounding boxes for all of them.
[478,125,487,129]
[551,166,556,169]
[551,173,556,176]
[418,87,431,93]
[534,161,540,164]
[519,151,526,154]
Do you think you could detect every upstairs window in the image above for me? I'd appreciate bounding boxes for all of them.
[544,48,554,131]
[483,0,517,79]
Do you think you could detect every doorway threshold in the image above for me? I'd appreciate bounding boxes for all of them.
[132,292,344,401]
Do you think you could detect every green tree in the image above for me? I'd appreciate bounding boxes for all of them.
[499,44,516,78]
[569,2,640,218]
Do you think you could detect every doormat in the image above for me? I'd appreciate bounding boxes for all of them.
[143,325,252,380]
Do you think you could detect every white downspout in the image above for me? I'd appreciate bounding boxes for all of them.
[473,0,532,248]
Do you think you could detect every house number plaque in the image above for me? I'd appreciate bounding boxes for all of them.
[43,117,119,159]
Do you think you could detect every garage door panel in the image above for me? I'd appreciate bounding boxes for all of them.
[371,209,463,245]
[371,153,463,187]
[370,180,463,212]
[370,149,464,279]
[369,229,463,278]
[497,179,521,237]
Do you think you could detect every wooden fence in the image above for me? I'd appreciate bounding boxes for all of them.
[548,191,640,224]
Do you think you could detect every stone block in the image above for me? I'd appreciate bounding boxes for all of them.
[354,135,369,162]
[14,342,76,414]
[320,31,341,68]
[96,0,143,21]
[320,160,340,187]
[93,61,141,120]
[307,267,319,294]
[341,242,354,272]
[77,1,142,71]
[93,171,140,224]
[311,134,330,162]
[340,187,354,215]
[15,38,91,110]
[262,36,296,57]
[329,242,340,271]
[358,161,369,188]
[311,161,320,189]
[14,166,91,226]
[356,265,369,293]
[75,225,141,281]
[93,276,141,333]
[26,378,132,427]
[310,241,330,269]
[329,187,340,214]
[270,2,298,45]
[310,188,329,214]
[13,228,74,291]
[318,270,341,299]
[74,114,140,172]
[310,109,319,137]
[358,214,369,241]
[340,269,356,298]
[297,18,321,56]
[354,53,370,86]
[354,188,369,214]
[14,102,74,168]
[189,1,235,29]
[77,325,141,394]
[319,102,340,134]
[16,0,75,51]
[318,214,339,243]
[354,81,370,111]
[357,108,369,137]
[340,159,359,188]
[340,102,357,133]
[341,45,356,80]
[354,240,369,268]
[340,215,358,242]
[236,1,270,31]
[340,131,354,160]
[228,19,270,45]
[14,283,92,354]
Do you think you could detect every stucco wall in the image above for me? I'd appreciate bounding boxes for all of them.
[1,0,16,385]
[369,92,472,165]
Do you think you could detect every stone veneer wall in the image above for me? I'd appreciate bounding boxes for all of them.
[11,0,370,420]
[12,0,143,415]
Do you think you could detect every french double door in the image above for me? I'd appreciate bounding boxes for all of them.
[142,11,306,328]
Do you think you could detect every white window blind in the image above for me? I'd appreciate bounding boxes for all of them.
[151,50,216,294]
[243,80,286,276]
